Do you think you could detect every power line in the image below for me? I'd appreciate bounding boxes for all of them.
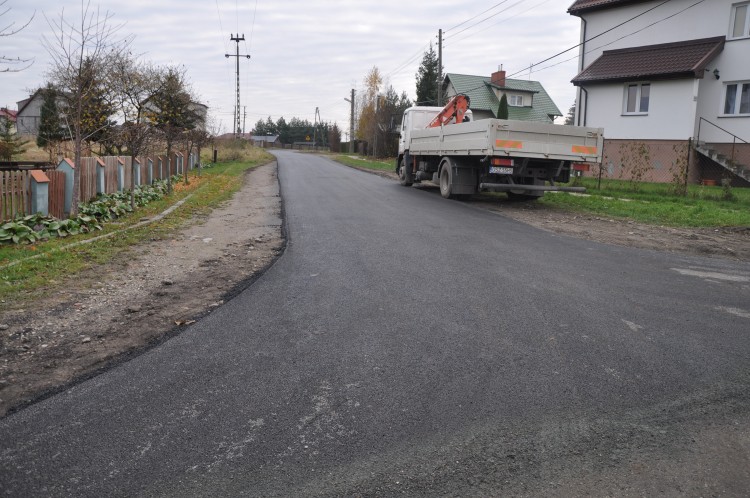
[214,0,228,52]
[444,0,523,41]
[506,0,674,78]
[445,0,553,48]
[442,0,703,105]
[444,1,511,34]
[523,0,708,78]
[384,40,432,80]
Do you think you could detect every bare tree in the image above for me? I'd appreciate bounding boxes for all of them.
[0,0,35,73]
[43,1,131,216]
[112,54,163,208]
[183,110,207,185]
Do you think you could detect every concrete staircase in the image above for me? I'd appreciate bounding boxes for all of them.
[694,141,750,184]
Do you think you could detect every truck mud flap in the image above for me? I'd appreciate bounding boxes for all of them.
[451,167,477,195]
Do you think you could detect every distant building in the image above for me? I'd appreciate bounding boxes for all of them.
[250,135,280,147]
[0,108,17,130]
[16,90,44,135]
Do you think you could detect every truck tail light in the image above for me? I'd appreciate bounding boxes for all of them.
[572,163,591,171]
[491,158,513,167]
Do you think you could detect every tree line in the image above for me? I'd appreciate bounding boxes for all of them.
[251,116,341,150]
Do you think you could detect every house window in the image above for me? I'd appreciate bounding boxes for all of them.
[624,83,649,114]
[508,95,524,107]
[730,2,750,39]
[723,82,750,115]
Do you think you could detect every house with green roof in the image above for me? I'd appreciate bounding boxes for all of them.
[443,68,562,123]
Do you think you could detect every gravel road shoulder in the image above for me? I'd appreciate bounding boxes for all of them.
[0,162,284,417]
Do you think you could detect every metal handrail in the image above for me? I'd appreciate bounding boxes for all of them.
[696,117,749,168]
[697,117,749,145]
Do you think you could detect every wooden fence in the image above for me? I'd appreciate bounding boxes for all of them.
[1,151,197,221]
[1,170,29,221]
[79,158,99,203]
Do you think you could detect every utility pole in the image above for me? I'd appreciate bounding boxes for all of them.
[225,34,251,138]
[313,107,321,147]
[344,89,355,153]
[437,29,443,106]
[243,106,247,136]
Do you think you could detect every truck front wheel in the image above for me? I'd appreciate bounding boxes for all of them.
[398,157,413,186]
[440,164,453,199]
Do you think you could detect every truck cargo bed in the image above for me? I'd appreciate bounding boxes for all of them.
[408,119,603,164]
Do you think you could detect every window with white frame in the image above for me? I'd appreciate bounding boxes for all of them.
[730,2,750,39]
[508,95,524,107]
[623,83,650,114]
[723,81,750,115]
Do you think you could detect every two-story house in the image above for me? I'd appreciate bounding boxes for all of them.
[442,68,562,123]
[569,0,750,185]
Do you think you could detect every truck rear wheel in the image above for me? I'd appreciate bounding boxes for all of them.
[440,163,453,199]
[398,157,413,186]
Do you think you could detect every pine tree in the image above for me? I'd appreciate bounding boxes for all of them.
[0,119,29,161]
[148,67,197,193]
[37,84,66,160]
[564,103,576,125]
[497,94,509,120]
[415,44,440,106]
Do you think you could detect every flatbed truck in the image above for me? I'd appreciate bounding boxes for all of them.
[396,96,604,200]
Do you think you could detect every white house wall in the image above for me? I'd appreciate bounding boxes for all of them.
[696,43,750,142]
[575,0,750,142]
[587,79,696,140]
[578,1,732,69]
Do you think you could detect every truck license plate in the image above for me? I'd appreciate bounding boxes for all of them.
[490,166,513,175]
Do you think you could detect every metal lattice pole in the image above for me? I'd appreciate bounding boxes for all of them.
[225,34,251,138]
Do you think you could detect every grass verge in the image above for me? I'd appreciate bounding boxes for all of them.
[330,154,395,172]
[0,147,273,306]
[540,177,750,227]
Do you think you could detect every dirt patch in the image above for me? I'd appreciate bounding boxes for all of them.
[1,161,749,417]
[0,162,284,417]
[474,195,750,261]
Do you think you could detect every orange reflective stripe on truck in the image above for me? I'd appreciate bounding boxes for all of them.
[572,145,598,155]
[495,140,523,149]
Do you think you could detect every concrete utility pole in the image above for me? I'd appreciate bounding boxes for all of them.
[225,34,251,138]
[344,89,355,153]
[437,29,443,106]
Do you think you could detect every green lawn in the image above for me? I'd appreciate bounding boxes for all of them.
[330,154,396,172]
[540,177,750,227]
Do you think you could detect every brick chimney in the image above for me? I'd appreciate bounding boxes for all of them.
[491,65,506,87]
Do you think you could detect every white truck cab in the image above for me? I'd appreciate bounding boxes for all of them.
[398,106,473,157]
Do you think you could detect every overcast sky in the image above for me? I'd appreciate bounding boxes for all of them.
[2,1,583,135]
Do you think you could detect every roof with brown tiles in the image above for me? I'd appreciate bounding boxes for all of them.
[572,36,725,85]
[567,0,651,14]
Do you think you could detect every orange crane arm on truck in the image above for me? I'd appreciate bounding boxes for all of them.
[426,94,470,128]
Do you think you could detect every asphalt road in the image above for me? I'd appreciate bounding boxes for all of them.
[2,150,750,497]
